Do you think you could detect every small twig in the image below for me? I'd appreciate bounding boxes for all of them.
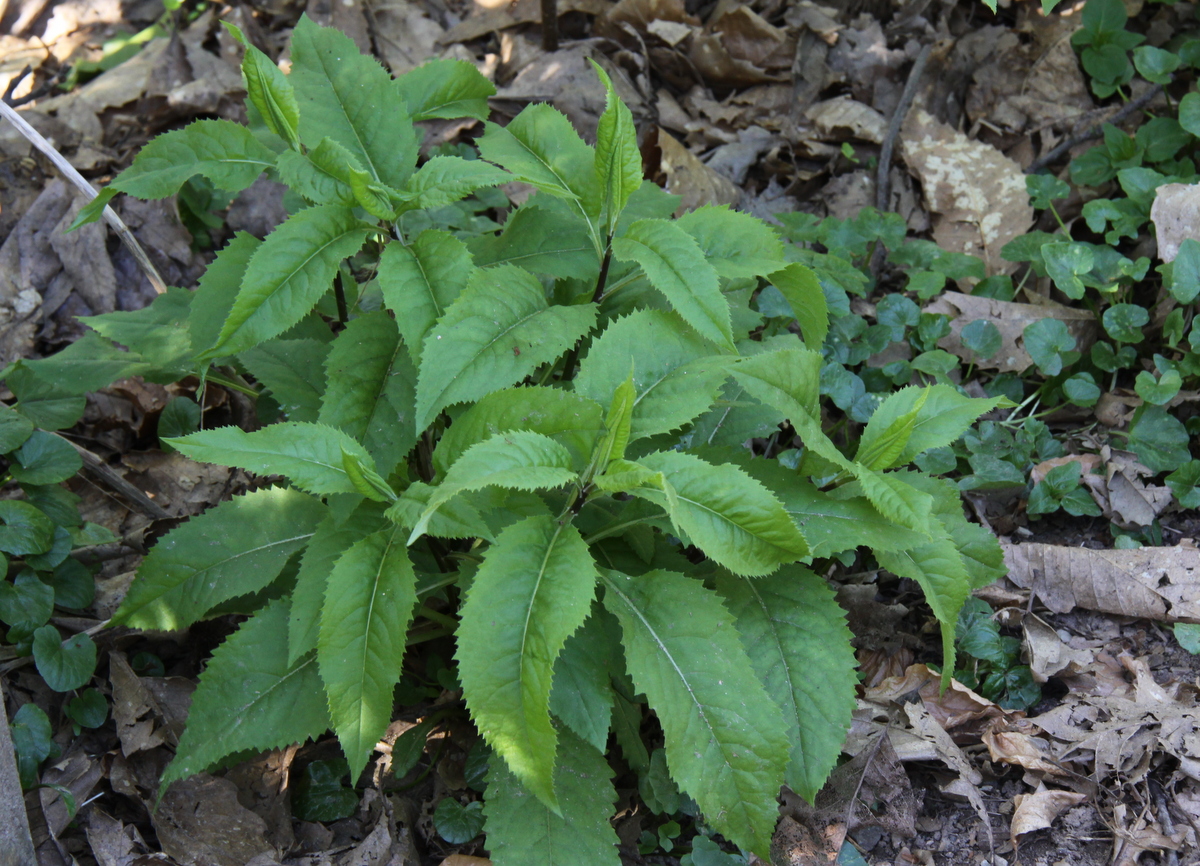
[1025,83,1164,175]
[875,43,933,214]
[842,730,888,840]
[540,0,559,51]
[0,98,168,295]
[62,436,173,520]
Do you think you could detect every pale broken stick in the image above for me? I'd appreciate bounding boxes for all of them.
[0,680,38,866]
[63,437,173,521]
[0,98,167,295]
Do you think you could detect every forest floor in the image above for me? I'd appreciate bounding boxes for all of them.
[2,0,1200,863]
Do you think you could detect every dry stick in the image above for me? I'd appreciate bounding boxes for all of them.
[63,437,173,521]
[0,99,168,295]
[1026,83,1164,175]
[875,43,934,214]
[541,0,559,51]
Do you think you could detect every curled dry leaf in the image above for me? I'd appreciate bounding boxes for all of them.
[899,109,1034,276]
[1022,615,1094,683]
[154,775,278,866]
[652,127,742,212]
[1111,802,1183,866]
[1003,542,1200,622]
[924,292,1097,374]
[689,5,793,89]
[982,726,1070,777]
[1150,182,1200,263]
[865,663,1004,732]
[1010,786,1087,848]
[805,96,887,144]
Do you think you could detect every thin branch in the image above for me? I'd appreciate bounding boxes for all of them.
[63,436,173,520]
[875,43,933,213]
[1026,83,1164,175]
[0,98,168,294]
[540,0,559,51]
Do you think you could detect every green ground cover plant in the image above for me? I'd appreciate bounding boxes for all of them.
[0,17,1018,862]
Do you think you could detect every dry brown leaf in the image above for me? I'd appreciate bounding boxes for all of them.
[845,699,939,763]
[1023,615,1094,683]
[1010,786,1087,847]
[87,809,151,866]
[688,6,792,89]
[805,96,887,144]
[1150,182,1200,262]
[900,109,1034,276]
[155,775,278,866]
[924,291,1097,374]
[371,0,446,74]
[1111,802,1182,866]
[1003,542,1200,622]
[864,663,1004,732]
[109,652,171,757]
[982,727,1069,777]
[654,127,741,212]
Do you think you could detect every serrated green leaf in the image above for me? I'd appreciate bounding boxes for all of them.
[484,725,620,866]
[188,232,260,356]
[768,263,828,352]
[575,310,729,439]
[476,104,600,233]
[406,431,577,542]
[385,481,493,540]
[855,388,929,471]
[318,311,417,476]
[111,487,324,630]
[379,231,474,364]
[600,569,788,857]
[611,219,732,350]
[469,196,600,281]
[549,604,618,752]
[415,264,597,429]
[240,338,328,422]
[203,205,370,358]
[290,14,419,189]
[875,528,971,687]
[689,380,785,449]
[852,468,933,535]
[731,457,919,557]
[395,58,496,121]
[32,627,96,692]
[12,331,149,396]
[675,205,785,279]
[318,524,419,781]
[81,287,194,381]
[348,168,399,219]
[104,119,274,200]
[396,156,510,214]
[458,514,597,810]
[162,599,332,789]
[223,22,301,149]
[433,386,604,476]
[713,566,855,803]
[166,422,381,496]
[341,449,396,501]
[275,138,359,206]
[593,371,636,470]
[590,59,642,235]
[289,503,389,663]
[633,450,808,575]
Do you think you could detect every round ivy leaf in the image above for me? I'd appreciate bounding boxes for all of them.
[1165,460,1200,509]
[1135,369,1182,405]
[0,501,55,557]
[1128,405,1191,473]
[0,404,34,454]
[292,759,358,822]
[46,557,95,610]
[1022,318,1076,376]
[8,432,83,486]
[960,320,1002,360]
[33,627,97,692]
[158,396,202,442]
[1174,623,1200,655]
[21,485,83,529]
[875,294,919,342]
[0,570,54,628]
[1063,372,1101,407]
[1168,239,1200,305]
[1133,46,1181,84]
[914,446,957,475]
[1026,173,1070,210]
[462,738,490,792]
[433,797,485,844]
[25,526,72,572]
[1082,44,1133,87]
[10,702,53,789]
[67,689,108,728]
[1102,303,1149,343]
[1182,92,1200,137]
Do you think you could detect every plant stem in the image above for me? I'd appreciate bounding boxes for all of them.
[334,271,349,325]
[417,605,458,630]
[205,371,260,398]
[559,237,614,382]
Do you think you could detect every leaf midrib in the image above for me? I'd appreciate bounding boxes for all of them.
[601,575,758,812]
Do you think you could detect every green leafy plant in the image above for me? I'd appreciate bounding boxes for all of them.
[953,598,1040,711]
[0,405,115,786]
[16,18,1012,861]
